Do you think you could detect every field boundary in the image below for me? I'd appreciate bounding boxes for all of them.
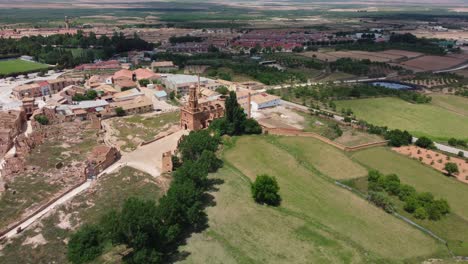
[262,126,388,152]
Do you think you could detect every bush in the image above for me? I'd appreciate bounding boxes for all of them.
[243,118,262,134]
[398,184,416,201]
[115,107,125,116]
[414,207,428,220]
[215,85,229,95]
[67,225,104,264]
[34,114,49,125]
[385,129,412,147]
[415,137,434,149]
[444,162,459,176]
[368,191,394,213]
[251,174,281,206]
[458,151,464,158]
[404,196,420,213]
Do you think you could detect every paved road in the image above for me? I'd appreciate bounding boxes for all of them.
[282,99,468,156]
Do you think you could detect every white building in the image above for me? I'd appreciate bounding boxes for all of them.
[162,74,218,95]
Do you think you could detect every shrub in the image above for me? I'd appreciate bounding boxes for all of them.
[251,174,281,206]
[385,129,412,147]
[368,191,394,213]
[415,137,434,149]
[383,174,401,195]
[404,196,420,213]
[34,114,49,125]
[115,107,125,116]
[67,225,104,264]
[398,184,416,201]
[368,170,382,182]
[444,162,459,176]
[243,118,262,134]
[458,151,464,158]
[414,207,428,220]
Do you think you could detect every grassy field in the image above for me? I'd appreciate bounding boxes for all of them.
[111,112,180,151]
[0,59,50,75]
[0,167,162,264]
[430,94,468,117]
[180,136,448,263]
[335,97,468,141]
[351,147,468,255]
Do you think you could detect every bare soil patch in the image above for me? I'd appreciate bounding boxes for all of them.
[393,146,468,184]
[399,56,466,72]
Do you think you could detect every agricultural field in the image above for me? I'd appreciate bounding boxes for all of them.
[0,59,50,75]
[351,147,468,255]
[398,55,466,72]
[430,94,468,117]
[0,167,163,263]
[335,97,468,141]
[180,136,448,263]
[301,49,422,63]
[404,78,459,88]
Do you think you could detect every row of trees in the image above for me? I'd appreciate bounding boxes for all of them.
[0,31,153,68]
[68,130,223,264]
[368,170,450,220]
[335,33,446,55]
[288,83,432,105]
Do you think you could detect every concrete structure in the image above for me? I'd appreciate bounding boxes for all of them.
[154,90,168,101]
[151,61,179,72]
[110,96,153,115]
[162,74,219,95]
[13,78,81,99]
[180,85,224,130]
[237,89,281,111]
[112,88,144,102]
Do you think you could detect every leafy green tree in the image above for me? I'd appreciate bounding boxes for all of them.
[67,225,104,264]
[34,114,49,125]
[404,196,420,213]
[251,174,281,206]
[178,130,220,161]
[444,162,459,176]
[368,191,394,213]
[243,118,262,134]
[398,184,416,201]
[414,207,428,220]
[415,137,434,149]
[115,107,125,116]
[385,129,412,147]
[215,86,229,95]
[197,150,223,173]
[138,79,150,87]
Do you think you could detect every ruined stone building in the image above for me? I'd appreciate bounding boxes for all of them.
[180,85,224,131]
[0,110,26,157]
[85,145,120,178]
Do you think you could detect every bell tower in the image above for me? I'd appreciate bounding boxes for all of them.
[188,84,198,111]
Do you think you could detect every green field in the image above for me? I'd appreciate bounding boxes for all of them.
[430,94,468,117]
[335,97,468,141]
[0,59,50,75]
[351,147,468,255]
[0,167,162,264]
[180,136,448,263]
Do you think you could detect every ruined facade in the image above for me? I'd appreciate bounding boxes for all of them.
[0,110,26,158]
[180,85,224,131]
[161,151,173,173]
[85,145,120,178]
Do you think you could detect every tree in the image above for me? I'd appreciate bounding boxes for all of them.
[34,114,49,125]
[138,79,150,87]
[197,150,223,173]
[67,225,104,264]
[414,207,428,220]
[385,129,412,147]
[368,191,394,213]
[251,174,281,206]
[404,196,420,213]
[243,118,262,134]
[444,162,459,176]
[178,130,220,161]
[169,91,175,100]
[398,184,416,201]
[415,137,434,149]
[458,151,464,158]
[115,107,125,116]
[215,86,229,95]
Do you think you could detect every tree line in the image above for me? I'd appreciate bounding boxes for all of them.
[367,170,450,221]
[0,31,153,68]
